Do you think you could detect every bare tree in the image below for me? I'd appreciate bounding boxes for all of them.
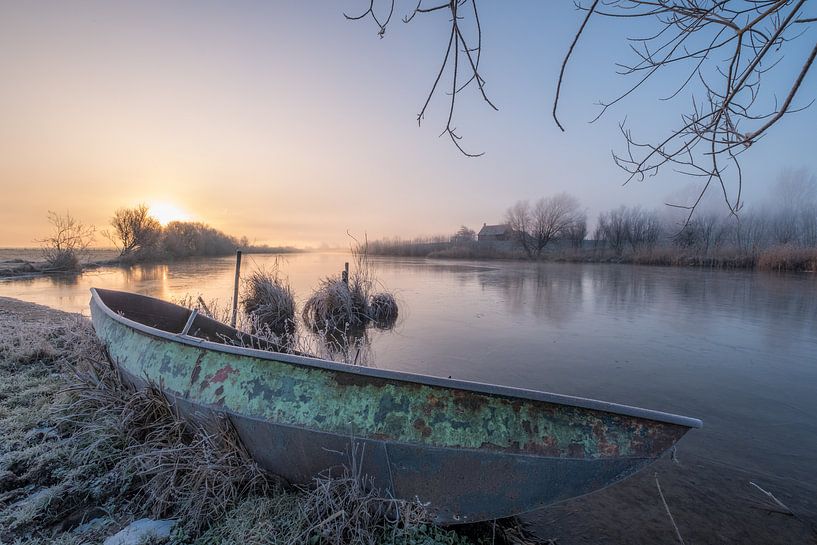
[347,0,495,156]
[38,211,95,271]
[766,168,817,245]
[556,1,817,220]
[565,213,588,249]
[103,204,162,259]
[451,225,476,243]
[505,200,535,258]
[623,207,663,251]
[506,194,583,258]
[731,211,769,254]
[351,1,816,218]
[595,208,629,254]
[531,193,583,255]
[674,212,728,254]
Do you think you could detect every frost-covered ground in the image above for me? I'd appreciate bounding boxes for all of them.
[0,296,528,545]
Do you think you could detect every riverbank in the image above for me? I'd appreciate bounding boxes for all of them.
[0,246,304,281]
[368,243,817,272]
[0,296,536,545]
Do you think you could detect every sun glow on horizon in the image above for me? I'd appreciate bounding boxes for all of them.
[149,202,191,226]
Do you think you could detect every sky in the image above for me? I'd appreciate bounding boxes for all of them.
[1,1,815,248]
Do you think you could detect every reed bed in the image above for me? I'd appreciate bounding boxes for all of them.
[756,245,817,272]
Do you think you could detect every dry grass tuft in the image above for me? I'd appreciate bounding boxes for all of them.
[303,237,398,339]
[1,311,275,540]
[55,343,276,533]
[368,292,398,329]
[241,268,296,338]
[295,447,432,545]
[302,277,368,332]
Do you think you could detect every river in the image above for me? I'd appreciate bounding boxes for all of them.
[1,251,815,543]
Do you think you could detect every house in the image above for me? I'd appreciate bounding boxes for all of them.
[477,223,512,242]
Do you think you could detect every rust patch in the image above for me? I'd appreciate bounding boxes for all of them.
[190,351,205,383]
[332,370,391,389]
[413,417,432,438]
[568,443,586,458]
[210,364,237,383]
[451,389,488,412]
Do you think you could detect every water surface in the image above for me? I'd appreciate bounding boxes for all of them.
[1,252,815,543]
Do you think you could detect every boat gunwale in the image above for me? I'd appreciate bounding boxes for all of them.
[89,287,703,430]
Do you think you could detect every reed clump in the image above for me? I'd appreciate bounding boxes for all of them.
[302,277,368,332]
[369,292,399,328]
[303,238,399,337]
[241,268,296,338]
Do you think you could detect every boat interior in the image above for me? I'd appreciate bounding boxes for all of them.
[94,288,284,351]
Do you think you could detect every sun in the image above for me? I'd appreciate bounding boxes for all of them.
[149,202,191,226]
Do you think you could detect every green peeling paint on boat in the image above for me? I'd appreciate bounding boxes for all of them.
[95,301,684,460]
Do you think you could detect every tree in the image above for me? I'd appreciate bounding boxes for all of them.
[767,168,817,246]
[565,213,588,249]
[505,200,535,258]
[103,204,162,259]
[38,211,95,271]
[451,225,476,244]
[161,221,238,257]
[623,207,662,252]
[506,194,583,258]
[530,193,583,254]
[595,207,629,254]
[350,1,817,216]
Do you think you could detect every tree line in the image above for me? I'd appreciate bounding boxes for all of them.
[102,204,244,261]
[369,170,817,270]
[37,204,266,271]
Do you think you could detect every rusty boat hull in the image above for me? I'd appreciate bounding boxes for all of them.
[89,288,702,524]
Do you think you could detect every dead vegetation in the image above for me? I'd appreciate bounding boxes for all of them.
[38,210,95,272]
[303,276,370,333]
[241,266,297,339]
[368,292,398,329]
[303,239,399,336]
[1,302,526,545]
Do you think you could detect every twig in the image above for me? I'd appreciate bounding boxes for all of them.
[749,481,795,516]
[655,472,686,545]
[553,0,600,131]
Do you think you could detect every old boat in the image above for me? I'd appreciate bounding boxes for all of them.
[89,287,702,524]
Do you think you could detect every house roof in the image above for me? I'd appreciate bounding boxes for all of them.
[478,224,510,236]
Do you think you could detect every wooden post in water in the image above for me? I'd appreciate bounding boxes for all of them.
[342,262,349,285]
[231,250,242,328]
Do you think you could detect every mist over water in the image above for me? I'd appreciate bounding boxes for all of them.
[2,251,815,540]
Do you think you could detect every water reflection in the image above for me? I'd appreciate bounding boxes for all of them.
[479,265,583,324]
[122,264,170,284]
[46,273,81,286]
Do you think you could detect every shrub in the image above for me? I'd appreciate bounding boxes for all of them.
[102,204,162,260]
[38,211,94,271]
[161,221,238,258]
